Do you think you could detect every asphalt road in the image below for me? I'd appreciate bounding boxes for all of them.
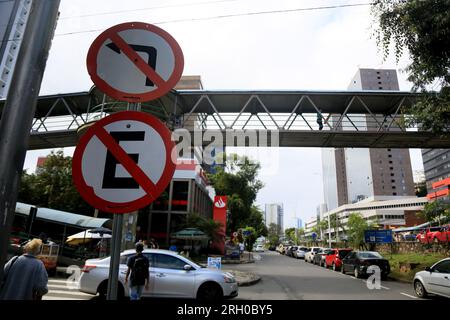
[233,251,421,300]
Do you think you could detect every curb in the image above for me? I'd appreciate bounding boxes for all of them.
[237,275,261,287]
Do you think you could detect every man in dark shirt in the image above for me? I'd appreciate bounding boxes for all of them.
[125,242,150,300]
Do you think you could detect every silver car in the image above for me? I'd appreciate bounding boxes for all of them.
[78,249,238,300]
[413,258,450,299]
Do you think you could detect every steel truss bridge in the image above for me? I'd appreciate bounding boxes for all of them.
[1,87,449,149]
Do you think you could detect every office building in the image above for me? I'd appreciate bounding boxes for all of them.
[264,203,284,230]
[422,149,450,193]
[322,69,415,211]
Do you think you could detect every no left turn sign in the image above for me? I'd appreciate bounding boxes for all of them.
[72,111,176,213]
[86,22,184,102]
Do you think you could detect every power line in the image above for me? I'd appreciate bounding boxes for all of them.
[59,0,238,20]
[54,2,373,37]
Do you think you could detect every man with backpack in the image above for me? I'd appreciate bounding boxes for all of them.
[124,242,150,300]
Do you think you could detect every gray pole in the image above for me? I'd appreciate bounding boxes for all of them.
[106,102,141,300]
[106,214,123,300]
[0,0,60,281]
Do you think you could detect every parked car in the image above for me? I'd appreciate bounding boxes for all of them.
[293,247,309,259]
[304,247,322,263]
[416,225,450,244]
[268,245,276,251]
[413,258,450,299]
[254,244,265,252]
[313,248,333,266]
[78,249,238,300]
[341,251,390,279]
[286,246,298,257]
[325,248,352,271]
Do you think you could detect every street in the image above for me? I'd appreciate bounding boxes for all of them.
[234,251,420,300]
[45,251,426,300]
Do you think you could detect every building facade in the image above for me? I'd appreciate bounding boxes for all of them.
[322,69,415,211]
[264,203,284,230]
[422,149,450,192]
[308,196,428,240]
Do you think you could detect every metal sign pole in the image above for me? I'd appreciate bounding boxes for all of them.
[106,214,123,300]
[0,0,60,280]
[106,102,141,300]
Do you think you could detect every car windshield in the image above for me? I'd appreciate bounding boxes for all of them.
[313,248,320,253]
[357,252,383,259]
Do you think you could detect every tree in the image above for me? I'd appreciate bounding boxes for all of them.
[18,150,93,215]
[415,180,428,197]
[247,205,268,237]
[208,154,264,233]
[182,213,224,243]
[418,201,450,226]
[242,226,257,252]
[284,227,297,244]
[267,223,281,246]
[347,213,376,250]
[329,213,346,242]
[372,0,450,133]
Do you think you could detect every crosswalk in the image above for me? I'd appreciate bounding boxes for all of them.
[43,278,93,300]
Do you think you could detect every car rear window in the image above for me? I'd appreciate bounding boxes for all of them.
[338,250,352,258]
[357,252,383,259]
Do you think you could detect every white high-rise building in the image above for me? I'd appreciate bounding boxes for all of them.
[264,203,284,230]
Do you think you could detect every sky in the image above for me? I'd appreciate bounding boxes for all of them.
[23,0,424,229]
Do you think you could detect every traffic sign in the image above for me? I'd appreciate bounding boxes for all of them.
[72,111,176,213]
[364,230,393,243]
[86,22,184,102]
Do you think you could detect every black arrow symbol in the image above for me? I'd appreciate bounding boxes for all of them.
[106,42,157,87]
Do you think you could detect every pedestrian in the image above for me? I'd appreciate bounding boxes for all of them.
[124,242,150,300]
[150,238,159,249]
[316,110,324,131]
[0,238,48,300]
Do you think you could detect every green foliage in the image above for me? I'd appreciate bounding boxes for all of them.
[242,226,257,251]
[182,213,224,243]
[372,0,450,132]
[207,154,264,234]
[414,180,428,197]
[267,223,281,246]
[18,150,93,215]
[418,201,450,225]
[346,213,376,249]
[284,227,297,244]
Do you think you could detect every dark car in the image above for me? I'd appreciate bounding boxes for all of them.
[286,246,298,257]
[268,245,276,251]
[341,251,390,279]
[313,248,333,266]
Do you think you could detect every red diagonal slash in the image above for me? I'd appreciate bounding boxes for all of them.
[95,127,158,200]
[109,32,166,89]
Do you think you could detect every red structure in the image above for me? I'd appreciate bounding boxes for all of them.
[427,177,450,200]
[212,196,227,255]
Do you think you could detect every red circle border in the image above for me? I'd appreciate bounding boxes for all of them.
[86,22,184,102]
[72,111,176,214]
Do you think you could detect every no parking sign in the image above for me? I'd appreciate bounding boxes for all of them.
[72,111,176,213]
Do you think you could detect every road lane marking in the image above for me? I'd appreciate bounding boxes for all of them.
[400,292,418,299]
[381,285,390,290]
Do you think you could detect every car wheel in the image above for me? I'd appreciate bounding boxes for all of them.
[97,280,125,300]
[354,267,360,278]
[414,280,428,298]
[197,282,223,302]
[433,237,439,244]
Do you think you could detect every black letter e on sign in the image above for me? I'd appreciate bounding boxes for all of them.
[102,131,145,189]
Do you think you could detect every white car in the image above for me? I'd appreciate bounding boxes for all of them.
[413,258,450,299]
[293,247,308,259]
[78,249,238,300]
[304,247,322,263]
[254,245,265,252]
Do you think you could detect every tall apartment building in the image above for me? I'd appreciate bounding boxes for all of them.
[264,203,284,231]
[422,149,450,192]
[322,69,415,211]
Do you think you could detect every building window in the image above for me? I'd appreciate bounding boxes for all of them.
[379,87,383,89]
[390,173,394,176]
[390,167,394,170]
[391,179,396,183]
[389,161,393,164]
[388,154,392,158]
[172,181,189,212]
[393,192,397,195]
[392,186,396,189]
[387,148,391,151]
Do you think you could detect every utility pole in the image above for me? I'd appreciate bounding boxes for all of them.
[328,213,331,248]
[0,0,60,281]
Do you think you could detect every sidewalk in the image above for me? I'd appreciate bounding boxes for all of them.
[223,269,261,286]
